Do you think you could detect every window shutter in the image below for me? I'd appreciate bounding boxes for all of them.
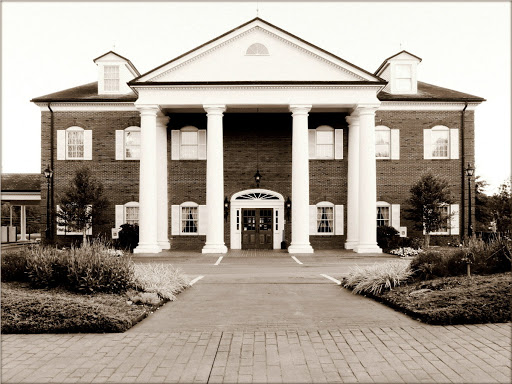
[198,205,207,235]
[391,129,400,160]
[423,129,432,159]
[450,204,460,235]
[450,129,459,159]
[335,205,344,235]
[198,130,207,160]
[57,130,66,160]
[171,205,180,235]
[334,129,343,159]
[115,130,124,160]
[309,205,317,235]
[171,130,180,160]
[84,130,93,160]
[308,130,316,159]
[115,205,124,229]
[391,204,400,230]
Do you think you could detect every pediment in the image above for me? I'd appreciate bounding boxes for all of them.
[134,18,381,84]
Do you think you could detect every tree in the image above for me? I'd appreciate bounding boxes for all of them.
[489,180,512,234]
[406,172,453,248]
[475,176,493,232]
[56,167,108,245]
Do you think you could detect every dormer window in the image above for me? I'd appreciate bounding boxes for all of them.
[395,64,412,92]
[104,66,119,92]
[246,43,269,55]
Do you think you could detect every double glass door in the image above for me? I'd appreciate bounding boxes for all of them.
[241,208,273,249]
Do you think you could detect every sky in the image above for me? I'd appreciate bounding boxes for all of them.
[1,1,510,194]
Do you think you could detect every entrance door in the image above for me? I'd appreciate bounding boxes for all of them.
[242,208,273,249]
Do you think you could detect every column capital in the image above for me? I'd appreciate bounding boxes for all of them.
[289,104,312,115]
[156,113,170,126]
[203,105,226,115]
[136,104,160,116]
[345,114,360,126]
[354,104,379,116]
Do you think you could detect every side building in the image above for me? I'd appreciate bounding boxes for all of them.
[32,18,484,253]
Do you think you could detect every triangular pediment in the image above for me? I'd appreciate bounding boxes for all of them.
[133,18,382,84]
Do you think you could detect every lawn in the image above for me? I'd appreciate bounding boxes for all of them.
[1,281,162,333]
[367,272,511,325]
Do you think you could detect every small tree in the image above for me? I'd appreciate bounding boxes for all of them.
[475,176,493,232]
[56,167,108,245]
[489,180,512,234]
[406,172,453,248]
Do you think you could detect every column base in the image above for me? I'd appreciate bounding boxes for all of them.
[158,240,171,250]
[344,240,358,250]
[353,244,382,254]
[202,244,228,254]
[133,243,162,254]
[288,244,314,254]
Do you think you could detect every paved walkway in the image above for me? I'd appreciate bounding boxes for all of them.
[2,251,511,383]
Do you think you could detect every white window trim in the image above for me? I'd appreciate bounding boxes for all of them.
[315,126,335,160]
[180,201,199,236]
[103,65,120,93]
[124,201,139,225]
[245,43,270,56]
[116,126,141,160]
[171,126,206,160]
[430,125,450,159]
[66,126,85,160]
[115,202,139,229]
[376,201,391,227]
[309,126,343,160]
[314,201,335,235]
[430,204,451,235]
[375,126,391,159]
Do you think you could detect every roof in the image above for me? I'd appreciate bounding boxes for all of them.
[378,81,485,102]
[375,50,423,75]
[31,82,137,103]
[1,174,41,192]
[131,17,383,83]
[93,51,141,76]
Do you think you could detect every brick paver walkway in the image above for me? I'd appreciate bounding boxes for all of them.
[2,251,511,383]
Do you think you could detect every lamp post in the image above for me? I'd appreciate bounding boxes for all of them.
[465,162,474,238]
[44,165,53,242]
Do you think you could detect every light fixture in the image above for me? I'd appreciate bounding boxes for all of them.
[285,197,292,220]
[254,169,262,188]
[465,163,474,237]
[224,197,230,221]
[465,162,474,177]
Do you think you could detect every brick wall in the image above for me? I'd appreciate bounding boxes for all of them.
[40,108,475,249]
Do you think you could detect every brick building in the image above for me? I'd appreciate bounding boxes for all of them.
[32,18,484,253]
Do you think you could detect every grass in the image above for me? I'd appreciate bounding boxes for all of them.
[1,281,157,333]
[356,272,512,325]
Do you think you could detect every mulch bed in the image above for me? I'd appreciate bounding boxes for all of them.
[1,282,164,333]
[358,272,511,325]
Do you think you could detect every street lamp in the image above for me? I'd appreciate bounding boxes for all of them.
[44,165,53,242]
[465,162,474,238]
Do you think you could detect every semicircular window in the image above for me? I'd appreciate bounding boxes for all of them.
[246,43,269,56]
[236,192,279,200]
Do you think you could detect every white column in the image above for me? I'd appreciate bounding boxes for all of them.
[288,104,314,254]
[202,105,228,254]
[156,113,170,249]
[20,205,27,241]
[134,105,161,254]
[354,106,382,253]
[345,112,360,249]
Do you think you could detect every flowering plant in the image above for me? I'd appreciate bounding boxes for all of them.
[390,247,422,257]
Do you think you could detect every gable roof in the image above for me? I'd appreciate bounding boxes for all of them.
[31,82,137,103]
[131,17,383,84]
[93,51,141,76]
[378,81,485,102]
[375,50,423,75]
[1,174,41,192]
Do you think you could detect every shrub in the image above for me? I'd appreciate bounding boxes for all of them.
[117,224,139,252]
[133,264,190,301]
[26,247,68,289]
[1,250,28,282]
[469,236,511,274]
[342,260,413,295]
[409,249,466,280]
[377,225,400,252]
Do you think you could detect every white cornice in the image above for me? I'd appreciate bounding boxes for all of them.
[36,103,137,111]
[378,102,479,111]
[131,85,385,92]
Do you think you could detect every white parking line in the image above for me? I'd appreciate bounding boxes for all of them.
[214,256,223,266]
[291,256,303,265]
[320,274,342,285]
[189,275,204,286]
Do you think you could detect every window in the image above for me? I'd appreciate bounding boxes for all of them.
[57,126,92,160]
[125,206,139,225]
[171,127,207,160]
[395,64,412,92]
[429,204,460,235]
[56,204,92,235]
[317,206,334,233]
[115,202,139,229]
[377,205,390,227]
[115,127,140,160]
[246,43,269,55]
[104,65,119,92]
[424,126,458,160]
[309,126,342,160]
[181,204,198,234]
[375,126,391,158]
[67,127,84,159]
